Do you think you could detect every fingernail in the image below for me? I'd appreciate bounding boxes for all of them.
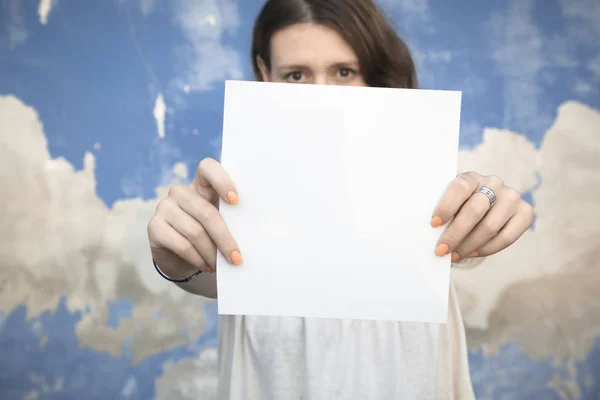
[435,243,449,257]
[451,251,460,262]
[204,265,216,273]
[430,216,443,228]
[226,191,239,205]
[230,250,243,265]
[469,251,479,258]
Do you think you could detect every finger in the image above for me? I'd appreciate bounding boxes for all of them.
[431,171,480,227]
[193,158,239,205]
[436,175,504,257]
[160,197,218,268]
[452,187,521,260]
[149,217,207,271]
[204,265,216,273]
[475,202,534,257]
[169,185,243,266]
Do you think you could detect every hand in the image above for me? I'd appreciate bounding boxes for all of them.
[147,158,242,278]
[431,171,534,262]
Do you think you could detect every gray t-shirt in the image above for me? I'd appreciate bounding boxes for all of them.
[177,260,480,399]
[214,283,475,400]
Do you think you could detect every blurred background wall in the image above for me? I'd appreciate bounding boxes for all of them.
[0,0,599,399]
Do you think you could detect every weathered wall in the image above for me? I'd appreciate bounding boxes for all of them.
[0,0,598,399]
[456,103,600,399]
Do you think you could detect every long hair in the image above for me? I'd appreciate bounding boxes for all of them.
[251,0,418,89]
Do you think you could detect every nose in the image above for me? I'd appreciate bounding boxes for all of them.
[313,74,328,85]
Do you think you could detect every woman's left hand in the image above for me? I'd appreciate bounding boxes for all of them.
[431,171,534,262]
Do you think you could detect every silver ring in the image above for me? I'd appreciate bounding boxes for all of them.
[476,186,496,206]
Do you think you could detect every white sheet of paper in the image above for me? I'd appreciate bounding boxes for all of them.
[216,80,461,323]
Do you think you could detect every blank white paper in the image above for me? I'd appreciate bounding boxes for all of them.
[216,80,461,323]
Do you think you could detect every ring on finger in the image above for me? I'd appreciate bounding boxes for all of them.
[475,186,496,207]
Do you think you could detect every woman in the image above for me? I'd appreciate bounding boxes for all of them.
[147,0,534,398]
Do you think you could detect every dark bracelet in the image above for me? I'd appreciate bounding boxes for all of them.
[152,259,203,283]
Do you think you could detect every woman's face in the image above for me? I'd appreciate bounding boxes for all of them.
[258,23,367,87]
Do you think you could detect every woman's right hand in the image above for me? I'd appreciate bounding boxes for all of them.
[147,158,243,279]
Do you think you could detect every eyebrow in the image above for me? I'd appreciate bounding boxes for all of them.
[276,61,360,70]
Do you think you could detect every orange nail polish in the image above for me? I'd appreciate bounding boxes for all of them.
[226,191,239,205]
[430,216,443,228]
[231,250,243,265]
[451,251,460,262]
[469,251,479,258]
[435,243,449,257]
[204,266,216,273]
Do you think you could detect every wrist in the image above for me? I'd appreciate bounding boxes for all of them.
[152,259,203,283]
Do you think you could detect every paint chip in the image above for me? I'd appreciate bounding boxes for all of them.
[153,93,166,139]
[172,162,188,180]
[203,15,217,26]
[38,0,53,25]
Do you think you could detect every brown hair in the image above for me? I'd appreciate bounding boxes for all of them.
[251,0,418,89]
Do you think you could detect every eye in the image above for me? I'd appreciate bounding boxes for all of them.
[337,67,356,79]
[285,71,304,82]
